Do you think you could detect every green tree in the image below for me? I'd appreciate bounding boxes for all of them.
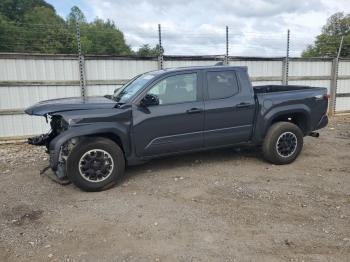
[302,12,350,58]
[0,0,73,53]
[0,0,54,21]
[0,0,155,56]
[66,6,87,53]
[78,18,132,55]
[22,6,72,53]
[67,5,86,24]
[65,6,132,55]
[136,44,162,56]
[0,14,21,52]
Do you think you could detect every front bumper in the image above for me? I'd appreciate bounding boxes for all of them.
[28,133,53,146]
[27,131,63,171]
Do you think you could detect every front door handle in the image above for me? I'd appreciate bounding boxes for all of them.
[236,103,252,109]
[186,108,203,114]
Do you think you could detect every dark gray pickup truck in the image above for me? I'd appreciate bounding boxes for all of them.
[26,65,329,191]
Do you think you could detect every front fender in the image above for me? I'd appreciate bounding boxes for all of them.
[49,123,130,170]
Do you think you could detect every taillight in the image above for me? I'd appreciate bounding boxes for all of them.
[323,94,330,100]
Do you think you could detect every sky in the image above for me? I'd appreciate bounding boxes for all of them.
[46,0,350,57]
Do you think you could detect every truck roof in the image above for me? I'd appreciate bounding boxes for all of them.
[150,65,248,75]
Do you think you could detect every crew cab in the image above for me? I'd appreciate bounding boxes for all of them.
[25,66,329,191]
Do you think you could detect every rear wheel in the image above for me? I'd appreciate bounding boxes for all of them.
[262,122,303,165]
[67,137,125,191]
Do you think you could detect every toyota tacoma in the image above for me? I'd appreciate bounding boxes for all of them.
[25,66,329,191]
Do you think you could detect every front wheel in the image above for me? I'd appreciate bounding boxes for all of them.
[262,122,303,165]
[67,137,125,191]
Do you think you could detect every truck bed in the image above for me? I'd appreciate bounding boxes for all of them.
[252,84,328,141]
[253,85,321,94]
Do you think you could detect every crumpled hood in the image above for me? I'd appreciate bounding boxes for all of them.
[25,96,116,116]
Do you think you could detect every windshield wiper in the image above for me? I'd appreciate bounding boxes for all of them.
[104,94,123,104]
[104,94,113,100]
[114,102,125,108]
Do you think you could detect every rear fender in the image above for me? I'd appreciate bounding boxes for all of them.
[253,104,311,143]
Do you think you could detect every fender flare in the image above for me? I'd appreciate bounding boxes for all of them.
[48,123,130,170]
[254,104,311,143]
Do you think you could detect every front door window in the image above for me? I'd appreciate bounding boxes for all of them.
[147,73,197,105]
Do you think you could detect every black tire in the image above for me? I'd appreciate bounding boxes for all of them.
[262,122,303,165]
[67,137,125,192]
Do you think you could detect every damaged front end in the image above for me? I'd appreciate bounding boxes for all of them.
[25,96,121,185]
[28,115,68,148]
[28,133,55,147]
[27,115,75,183]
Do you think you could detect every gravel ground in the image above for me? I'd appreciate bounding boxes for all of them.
[0,116,350,262]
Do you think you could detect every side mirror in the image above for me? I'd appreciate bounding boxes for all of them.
[140,94,159,107]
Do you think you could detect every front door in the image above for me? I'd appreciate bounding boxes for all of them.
[133,72,204,157]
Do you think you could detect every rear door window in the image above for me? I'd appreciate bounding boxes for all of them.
[206,71,239,100]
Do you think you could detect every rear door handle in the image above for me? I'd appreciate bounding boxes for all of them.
[186,108,203,114]
[236,103,252,109]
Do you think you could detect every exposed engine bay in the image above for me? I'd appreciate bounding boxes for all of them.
[28,115,67,146]
[27,115,79,183]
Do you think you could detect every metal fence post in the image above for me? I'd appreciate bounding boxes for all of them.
[329,36,344,115]
[225,26,229,65]
[76,21,86,97]
[281,57,285,85]
[158,24,163,70]
[329,58,338,115]
[282,29,290,85]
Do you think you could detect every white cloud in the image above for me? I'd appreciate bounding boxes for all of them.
[83,0,350,56]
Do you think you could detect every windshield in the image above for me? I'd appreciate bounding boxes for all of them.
[113,73,156,103]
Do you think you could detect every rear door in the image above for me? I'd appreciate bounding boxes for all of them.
[133,71,205,157]
[203,68,255,147]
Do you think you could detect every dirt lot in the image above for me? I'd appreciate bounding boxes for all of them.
[0,116,350,262]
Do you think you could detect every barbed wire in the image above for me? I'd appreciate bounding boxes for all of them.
[1,21,347,56]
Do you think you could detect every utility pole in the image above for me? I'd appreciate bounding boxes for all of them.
[76,21,86,98]
[225,26,229,65]
[158,24,163,70]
